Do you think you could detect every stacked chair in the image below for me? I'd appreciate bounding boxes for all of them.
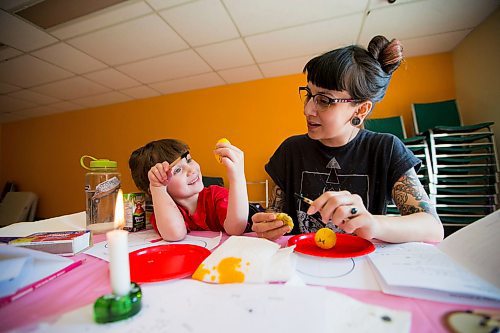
[364,115,434,217]
[412,100,499,232]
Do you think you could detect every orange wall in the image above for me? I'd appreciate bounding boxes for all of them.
[0,52,455,219]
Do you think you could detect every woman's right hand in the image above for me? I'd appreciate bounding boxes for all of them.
[251,212,290,241]
[148,162,171,188]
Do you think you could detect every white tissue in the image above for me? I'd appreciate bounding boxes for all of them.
[192,236,295,284]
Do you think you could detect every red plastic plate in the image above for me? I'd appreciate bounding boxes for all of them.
[129,244,211,283]
[287,233,375,258]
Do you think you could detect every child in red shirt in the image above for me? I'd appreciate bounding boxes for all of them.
[129,139,249,241]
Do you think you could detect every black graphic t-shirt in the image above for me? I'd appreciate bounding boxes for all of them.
[265,130,421,234]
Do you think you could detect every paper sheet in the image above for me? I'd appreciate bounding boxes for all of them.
[292,252,381,291]
[192,236,294,284]
[438,210,500,288]
[84,229,222,261]
[369,242,500,307]
[0,246,73,298]
[37,279,410,333]
[0,212,86,237]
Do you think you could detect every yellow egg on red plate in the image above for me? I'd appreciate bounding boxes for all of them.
[215,138,230,163]
[314,228,337,249]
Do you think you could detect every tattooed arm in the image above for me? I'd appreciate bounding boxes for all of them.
[369,168,443,243]
[392,168,440,221]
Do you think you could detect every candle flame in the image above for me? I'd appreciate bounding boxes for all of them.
[114,189,125,229]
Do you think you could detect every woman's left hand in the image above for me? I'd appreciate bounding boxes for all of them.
[307,191,379,240]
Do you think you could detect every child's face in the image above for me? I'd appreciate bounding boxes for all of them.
[166,154,204,199]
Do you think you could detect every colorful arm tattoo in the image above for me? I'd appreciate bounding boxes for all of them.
[392,169,440,221]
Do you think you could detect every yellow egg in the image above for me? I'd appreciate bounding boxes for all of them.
[314,228,337,249]
[215,138,231,163]
[275,213,294,233]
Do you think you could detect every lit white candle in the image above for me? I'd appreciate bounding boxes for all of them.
[106,190,131,296]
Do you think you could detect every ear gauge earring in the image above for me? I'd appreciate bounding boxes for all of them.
[351,117,361,126]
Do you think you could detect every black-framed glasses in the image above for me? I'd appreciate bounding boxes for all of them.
[298,86,360,111]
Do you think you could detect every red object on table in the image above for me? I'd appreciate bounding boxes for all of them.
[288,233,375,258]
[129,244,210,283]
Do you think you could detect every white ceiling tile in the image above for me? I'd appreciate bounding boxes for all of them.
[0,81,21,94]
[117,49,212,83]
[121,85,161,99]
[359,0,499,44]
[159,0,239,46]
[32,76,111,99]
[150,72,225,94]
[146,0,193,11]
[246,14,363,62]
[402,30,472,57]
[0,95,36,113]
[8,89,61,104]
[50,1,153,40]
[67,14,188,66]
[49,101,83,112]
[72,91,132,108]
[0,54,74,87]
[260,55,315,78]
[224,0,367,36]
[84,68,140,89]
[196,39,254,70]
[0,46,22,61]
[0,11,58,51]
[32,43,108,74]
[218,65,263,84]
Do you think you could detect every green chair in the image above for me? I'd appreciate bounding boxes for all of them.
[364,116,407,140]
[411,99,493,135]
[411,100,499,232]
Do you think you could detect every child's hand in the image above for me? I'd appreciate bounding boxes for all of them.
[148,162,171,188]
[214,141,245,182]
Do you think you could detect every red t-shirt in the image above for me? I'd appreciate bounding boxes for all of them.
[150,185,228,233]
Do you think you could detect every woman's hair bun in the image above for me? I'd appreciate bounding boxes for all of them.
[368,35,403,74]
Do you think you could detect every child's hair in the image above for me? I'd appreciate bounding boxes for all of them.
[303,35,403,105]
[129,139,189,194]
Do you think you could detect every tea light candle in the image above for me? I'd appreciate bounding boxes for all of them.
[106,190,130,296]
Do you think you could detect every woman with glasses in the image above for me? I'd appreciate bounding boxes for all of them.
[252,35,444,243]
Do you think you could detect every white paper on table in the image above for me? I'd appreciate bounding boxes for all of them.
[293,252,381,291]
[438,210,500,289]
[0,246,73,298]
[38,279,410,333]
[0,212,86,237]
[192,236,295,283]
[369,241,500,307]
[325,288,411,332]
[83,229,222,262]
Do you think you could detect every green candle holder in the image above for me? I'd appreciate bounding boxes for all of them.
[94,282,142,324]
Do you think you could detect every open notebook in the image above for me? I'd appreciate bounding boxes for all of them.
[368,210,500,307]
[0,245,83,306]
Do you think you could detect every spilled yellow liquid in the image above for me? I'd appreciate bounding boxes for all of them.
[217,257,245,283]
[193,256,247,283]
[192,263,210,281]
